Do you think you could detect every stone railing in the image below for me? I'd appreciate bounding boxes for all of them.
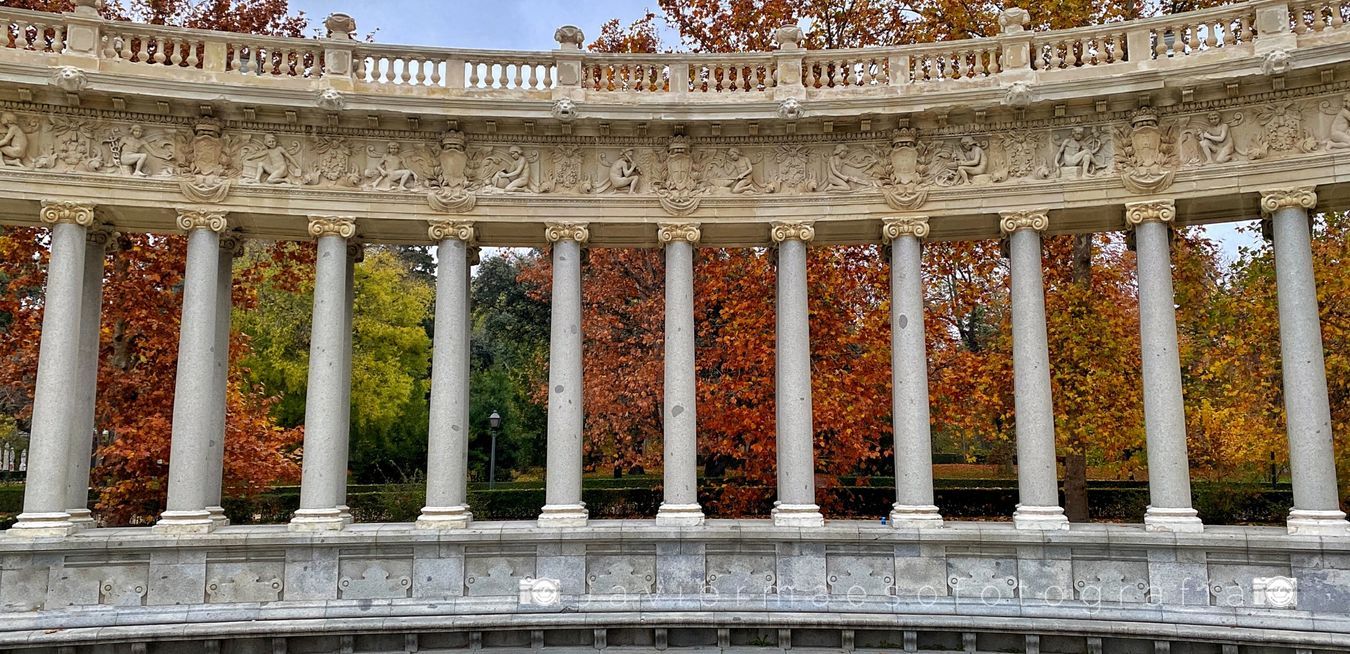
[0,0,1308,114]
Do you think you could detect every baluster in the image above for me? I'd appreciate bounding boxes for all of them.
[1173,26,1188,55]
[1049,41,1064,68]
[187,39,200,68]
[1203,21,1217,48]
[651,64,661,92]
[1333,3,1346,27]
[149,37,165,64]
[802,61,814,88]
[50,24,64,53]
[1311,3,1326,30]
[21,22,35,50]
[508,61,519,89]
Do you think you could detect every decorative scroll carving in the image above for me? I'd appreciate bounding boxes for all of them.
[657,222,701,244]
[219,230,245,256]
[1115,107,1176,194]
[308,216,357,239]
[1249,102,1318,158]
[176,210,228,233]
[545,221,589,243]
[36,115,100,172]
[881,216,930,240]
[39,200,96,226]
[999,210,1049,235]
[428,219,475,243]
[773,144,817,194]
[1124,200,1175,226]
[1259,187,1317,214]
[770,220,815,243]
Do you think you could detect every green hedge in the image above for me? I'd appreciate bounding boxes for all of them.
[0,485,23,514]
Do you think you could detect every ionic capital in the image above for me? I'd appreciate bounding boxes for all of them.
[881,216,930,241]
[219,231,245,257]
[87,224,116,247]
[770,220,815,244]
[346,242,365,262]
[176,209,228,233]
[545,222,589,244]
[39,201,96,228]
[428,220,475,243]
[308,216,357,239]
[1259,187,1317,215]
[998,210,1049,235]
[1124,200,1175,227]
[657,222,701,245]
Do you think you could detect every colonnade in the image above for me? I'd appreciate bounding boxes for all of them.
[7,189,1348,537]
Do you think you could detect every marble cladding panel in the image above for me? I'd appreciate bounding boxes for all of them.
[586,543,657,596]
[705,542,777,596]
[464,544,536,597]
[47,555,149,608]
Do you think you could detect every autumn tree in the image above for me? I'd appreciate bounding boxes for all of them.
[0,0,312,524]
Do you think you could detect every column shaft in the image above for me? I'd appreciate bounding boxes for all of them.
[772,223,823,527]
[539,226,588,526]
[1004,215,1069,530]
[203,238,236,527]
[1129,204,1202,532]
[334,246,357,523]
[158,222,224,533]
[656,226,704,526]
[12,206,91,537]
[887,224,942,528]
[1265,191,1347,534]
[419,230,473,528]
[65,231,108,528]
[291,225,353,531]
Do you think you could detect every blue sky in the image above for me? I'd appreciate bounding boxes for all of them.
[289,0,1260,261]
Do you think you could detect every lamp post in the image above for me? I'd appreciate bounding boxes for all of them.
[488,410,501,489]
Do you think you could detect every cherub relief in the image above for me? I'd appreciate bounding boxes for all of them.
[487,145,538,193]
[592,148,641,194]
[1326,94,1350,150]
[243,133,301,184]
[107,124,174,177]
[366,141,418,191]
[822,144,879,192]
[0,112,30,167]
[1055,127,1105,178]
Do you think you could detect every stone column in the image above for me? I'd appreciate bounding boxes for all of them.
[539,222,589,527]
[1000,210,1069,531]
[1125,201,1203,533]
[335,243,361,524]
[10,202,95,538]
[65,225,111,529]
[882,217,943,528]
[770,221,824,528]
[656,223,705,527]
[418,220,476,529]
[203,232,242,528]
[291,216,357,532]
[157,210,228,534]
[1260,188,1349,535]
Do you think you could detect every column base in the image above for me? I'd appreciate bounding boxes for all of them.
[655,503,705,527]
[772,503,825,527]
[7,512,78,538]
[337,505,354,525]
[288,508,346,532]
[67,508,96,531]
[206,506,230,529]
[537,503,588,527]
[889,504,944,528]
[1286,508,1350,536]
[416,505,473,529]
[1013,504,1070,530]
[154,510,216,534]
[1144,506,1204,533]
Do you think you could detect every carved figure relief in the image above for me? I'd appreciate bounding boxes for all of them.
[365,141,418,191]
[1000,128,1048,180]
[241,133,302,184]
[0,112,33,167]
[1324,93,1350,150]
[591,148,641,193]
[106,124,174,177]
[1115,107,1176,193]
[1181,111,1239,165]
[822,144,880,192]
[703,147,765,194]
[1054,126,1107,178]
[483,145,539,193]
[36,116,101,172]
[937,136,992,186]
